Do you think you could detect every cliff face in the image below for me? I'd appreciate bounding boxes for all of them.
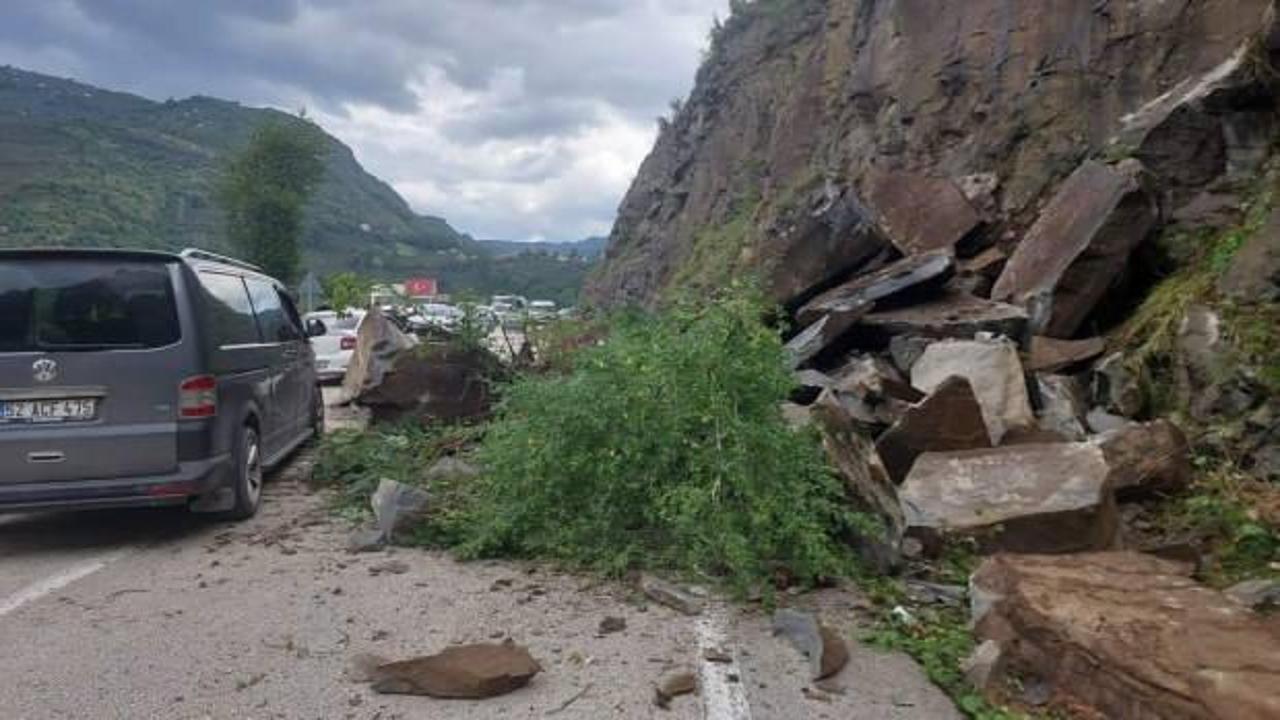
[587,0,1278,308]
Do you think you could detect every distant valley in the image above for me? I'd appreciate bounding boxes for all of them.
[0,66,600,303]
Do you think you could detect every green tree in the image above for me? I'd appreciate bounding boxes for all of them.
[322,271,372,311]
[218,120,327,284]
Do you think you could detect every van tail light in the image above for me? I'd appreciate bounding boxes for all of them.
[340,335,357,351]
[179,375,217,419]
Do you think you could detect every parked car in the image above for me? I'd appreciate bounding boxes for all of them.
[0,248,323,520]
[304,309,366,382]
[528,300,557,322]
[406,302,462,335]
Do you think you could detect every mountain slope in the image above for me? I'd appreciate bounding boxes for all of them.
[0,66,468,276]
[478,236,607,259]
[587,0,1276,307]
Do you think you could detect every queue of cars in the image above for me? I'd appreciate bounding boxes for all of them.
[0,244,575,522]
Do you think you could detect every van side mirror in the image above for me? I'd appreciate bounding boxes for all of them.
[306,319,327,337]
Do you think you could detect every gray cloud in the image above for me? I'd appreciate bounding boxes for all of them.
[0,0,726,240]
[0,0,727,240]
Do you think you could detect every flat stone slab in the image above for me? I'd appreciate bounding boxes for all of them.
[858,291,1027,343]
[1026,335,1105,373]
[865,170,981,256]
[992,159,1159,338]
[797,250,955,327]
[900,443,1117,554]
[911,338,1036,444]
[972,552,1280,720]
[876,376,993,484]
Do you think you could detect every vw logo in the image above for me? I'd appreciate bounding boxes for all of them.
[32,358,58,384]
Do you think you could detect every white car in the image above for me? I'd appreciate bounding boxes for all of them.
[304,310,366,382]
[407,303,463,334]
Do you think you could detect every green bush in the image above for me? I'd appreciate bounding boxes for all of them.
[450,286,859,593]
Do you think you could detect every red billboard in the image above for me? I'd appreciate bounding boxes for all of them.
[404,278,438,298]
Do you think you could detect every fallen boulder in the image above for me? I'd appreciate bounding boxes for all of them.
[911,338,1036,444]
[370,642,542,698]
[1224,578,1280,612]
[1026,335,1105,374]
[354,344,501,424]
[638,574,704,616]
[1092,352,1145,419]
[1093,419,1192,498]
[812,392,904,571]
[371,479,431,544]
[876,376,993,484]
[796,250,955,327]
[342,311,418,402]
[900,444,1117,554]
[785,299,872,369]
[654,670,698,709]
[865,170,981,256]
[1033,374,1089,441]
[992,160,1160,338]
[971,552,1280,720]
[771,609,850,681]
[856,291,1028,344]
[826,357,922,430]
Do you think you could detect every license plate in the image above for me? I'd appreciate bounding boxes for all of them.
[316,359,330,369]
[0,398,98,424]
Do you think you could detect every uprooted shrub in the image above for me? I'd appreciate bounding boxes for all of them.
[446,286,861,593]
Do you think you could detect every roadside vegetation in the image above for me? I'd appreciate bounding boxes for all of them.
[315,285,866,596]
[218,120,328,283]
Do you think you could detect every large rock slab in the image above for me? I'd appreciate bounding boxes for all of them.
[1026,335,1105,374]
[900,444,1117,554]
[857,291,1028,344]
[354,344,501,424]
[784,299,872,369]
[911,338,1036,444]
[992,160,1159,338]
[341,311,418,402]
[371,642,542,698]
[971,552,1280,720]
[1093,419,1191,498]
[768,185,891,305]
[876,376,993,484]
[812,393,903,571]
[796,250,955,327]
[865,170,981,255]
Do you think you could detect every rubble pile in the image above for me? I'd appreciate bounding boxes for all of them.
[776,25,1280,711]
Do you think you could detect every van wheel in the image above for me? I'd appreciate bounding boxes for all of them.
[221,425,263,521]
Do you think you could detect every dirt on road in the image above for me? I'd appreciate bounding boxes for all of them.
[0,396,958,720]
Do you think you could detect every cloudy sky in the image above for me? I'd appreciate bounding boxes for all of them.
[0,0,727,241]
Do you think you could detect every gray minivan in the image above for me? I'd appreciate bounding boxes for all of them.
[0,248,323,520]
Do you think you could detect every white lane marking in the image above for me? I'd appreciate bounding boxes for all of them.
[0,550,128,618]
[696,608,754,720]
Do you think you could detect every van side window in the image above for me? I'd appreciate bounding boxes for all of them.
[197,272,260,346]
[245,279,300,343]
[276,290,306,339]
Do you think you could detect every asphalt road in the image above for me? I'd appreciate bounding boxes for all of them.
[0,395,959,720]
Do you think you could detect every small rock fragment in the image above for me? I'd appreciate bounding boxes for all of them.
[370,642,541,699]
[638,575,704,616]
[654,671,698,709]
[772,609,849,680]
[598,616,627,635]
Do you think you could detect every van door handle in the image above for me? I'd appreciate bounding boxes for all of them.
[28,451,65,464]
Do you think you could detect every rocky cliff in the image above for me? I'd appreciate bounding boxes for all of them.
[588,0,1279,313]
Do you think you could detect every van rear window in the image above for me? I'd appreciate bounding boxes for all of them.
[0,259,181,352]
